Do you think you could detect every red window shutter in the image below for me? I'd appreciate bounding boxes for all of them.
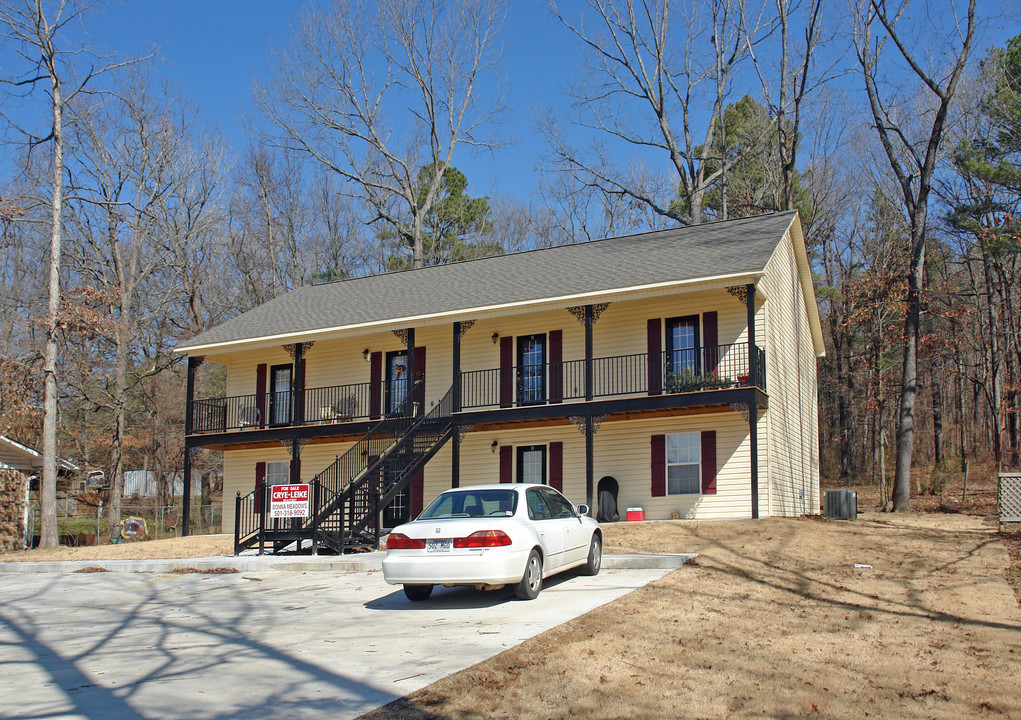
[647,319,662,395]
[499,336,514,408]
[369,351,383,419]
[549,441,563,491]
[651,434,666,497]
[549,330,563,403]
[411,469,425,517]
[702,311,719,376]
[499,445,513,483]
[701,430,717,495]
[414,345,426,413]
[255,364,268,428]
[254,461,266,513]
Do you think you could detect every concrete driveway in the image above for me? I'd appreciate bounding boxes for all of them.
[0,565,674,720]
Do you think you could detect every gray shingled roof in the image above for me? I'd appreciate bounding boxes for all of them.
[178,211,797,351]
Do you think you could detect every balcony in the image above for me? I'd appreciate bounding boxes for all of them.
[188,343,764,436]
[460,342,764,410]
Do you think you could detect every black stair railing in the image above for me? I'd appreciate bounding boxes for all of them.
[313,379,425,501]
[344,386,455,539]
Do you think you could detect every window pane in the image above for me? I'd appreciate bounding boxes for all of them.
[667,433,699,464]
[667,465,700,495]
[267,461,290,485]
[521,449,543,484]
[526,490,552,520]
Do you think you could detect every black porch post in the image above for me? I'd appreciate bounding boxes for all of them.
[182,356,203,537]
[185,356,201,436]
[746,283,757,386]
[451,431,461,488]
[585,416,594,512]
[293,343,306,425]
[452,321,461,488]
[406,327,416,413]
[182,445,192,536]
[453,321,461,412]
[746,283,759,519]
[584,305,594,402]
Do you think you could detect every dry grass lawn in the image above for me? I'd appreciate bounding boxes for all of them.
[361,512,1019,720]
[0,533,233,562]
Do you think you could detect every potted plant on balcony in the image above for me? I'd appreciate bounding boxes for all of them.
[666,369,734,393]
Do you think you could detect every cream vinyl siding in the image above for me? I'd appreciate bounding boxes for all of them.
[453,425,587,503]
[222,440,358,535]
[594,415,753,520]
[447,414,751,521]
[759,231,820,517]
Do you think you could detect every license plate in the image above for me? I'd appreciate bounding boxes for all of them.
[426,538,451,553]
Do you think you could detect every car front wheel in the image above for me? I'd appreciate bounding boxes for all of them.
[403,584,434,601]
[514,549,543,600]
[581,534,602,576]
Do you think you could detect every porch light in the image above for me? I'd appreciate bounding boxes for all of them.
[491,332,499,344]
[491,440,498,453]
[363,348,370,361]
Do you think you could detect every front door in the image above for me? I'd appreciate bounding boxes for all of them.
[517,334,546,405]
[385,350,408,414]
[666,316,700,377]
[269,364,292,426]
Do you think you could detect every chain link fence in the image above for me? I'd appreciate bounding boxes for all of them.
[27,504,222,546]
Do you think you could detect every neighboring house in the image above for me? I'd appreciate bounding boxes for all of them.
[177,211,824,553]
[122,470,195,499]
[0,436,79,552]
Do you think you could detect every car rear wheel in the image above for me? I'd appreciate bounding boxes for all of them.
[515,549,543,600]
[403,584,434,601]
[581,534,602,576]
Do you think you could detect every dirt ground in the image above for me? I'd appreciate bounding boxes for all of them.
[360,512,1019,720]
[0,533,233,562]
[4,473,1020,719]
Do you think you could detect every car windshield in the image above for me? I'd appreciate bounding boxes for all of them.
[418,489,519,519]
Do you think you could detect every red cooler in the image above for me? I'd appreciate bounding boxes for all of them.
[626,507,645,521]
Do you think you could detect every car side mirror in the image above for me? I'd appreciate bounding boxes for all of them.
[576,504,589,516]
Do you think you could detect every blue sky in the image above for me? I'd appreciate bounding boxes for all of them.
[8,0,1020,205]
[87,0,576,201]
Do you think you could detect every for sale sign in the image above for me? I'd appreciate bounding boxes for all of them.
[269,484,310,519]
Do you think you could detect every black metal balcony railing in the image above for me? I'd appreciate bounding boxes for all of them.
[192,380,387,434]
[191,343,765,435]
[459,343,763,411]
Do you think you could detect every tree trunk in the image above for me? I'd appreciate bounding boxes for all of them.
[892,215,927,512]
[933,371,943,466]
[39,68,64,550]
[981,246,1003,466]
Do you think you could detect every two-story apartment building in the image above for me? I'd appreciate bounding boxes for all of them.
[177,211,824,553]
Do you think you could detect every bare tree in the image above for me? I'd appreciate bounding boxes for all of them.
[0,0,142,547]
[743,0,832,212]
[852,0,977,511]
[256,0,504,269]
[544,0,774,225]
[64,73,206,528]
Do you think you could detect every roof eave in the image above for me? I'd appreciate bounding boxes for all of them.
[176,269,766,357]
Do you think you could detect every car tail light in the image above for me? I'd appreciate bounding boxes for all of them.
[386,533,426,550]
[453,530,512,548]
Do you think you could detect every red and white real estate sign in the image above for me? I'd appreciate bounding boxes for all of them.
[269,484,310,519]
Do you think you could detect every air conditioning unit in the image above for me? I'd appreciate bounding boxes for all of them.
[824,489,857,520]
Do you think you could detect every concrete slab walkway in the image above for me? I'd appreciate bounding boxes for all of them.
[0,559,689,720]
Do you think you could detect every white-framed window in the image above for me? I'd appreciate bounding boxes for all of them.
[266,460,290,486]
[666,432,700,495]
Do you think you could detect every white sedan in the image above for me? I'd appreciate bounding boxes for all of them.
[382,483,602,601]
